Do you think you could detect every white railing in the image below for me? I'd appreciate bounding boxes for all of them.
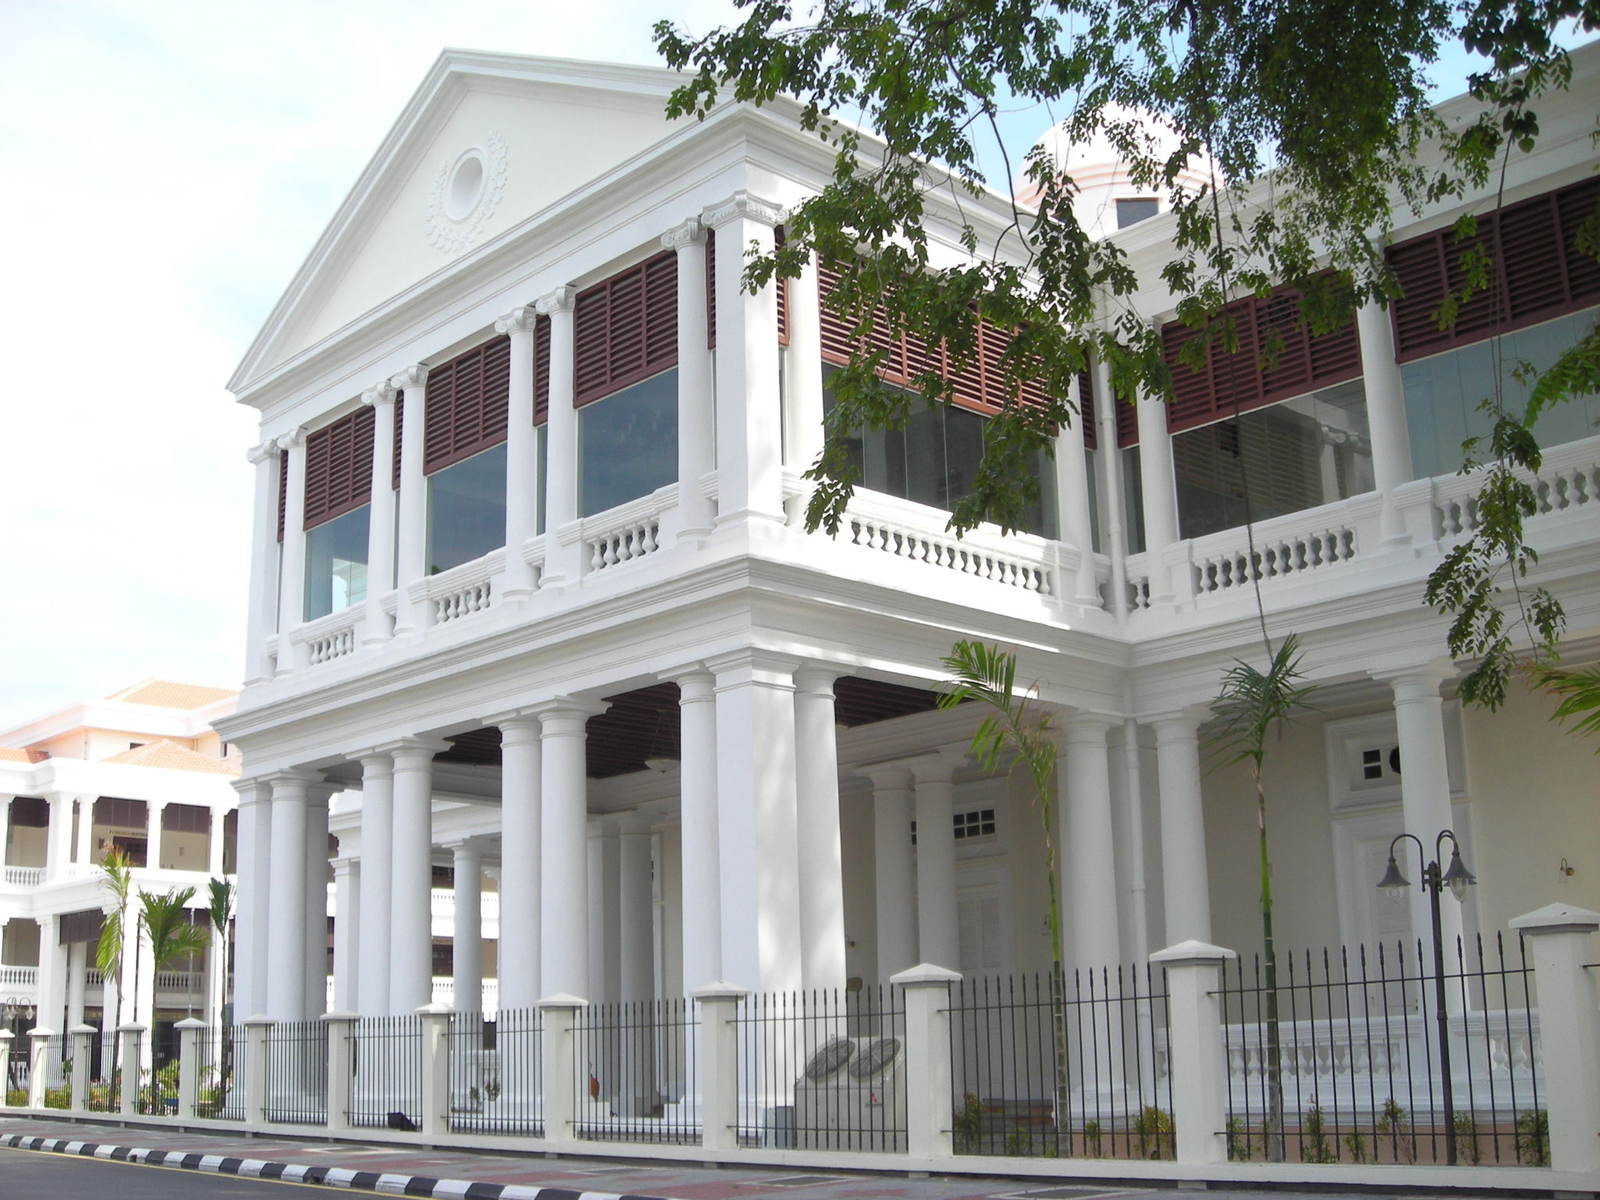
[293,608,362,667]
[2,866,43,887]
[1431,432,1600,538]
[1184,499,1365,597]
[0,965,38,987]
[415,549,505,626]
[577,486,675,575]
[1122,553,1153,611]
[840,490,1054,596]
[155,969,204,992]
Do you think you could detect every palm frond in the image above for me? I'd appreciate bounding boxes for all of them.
[207,877,235,935]
[1208,634,1318,770]
[1532,663,1600,748]
[96,848,134,979]
[139,886,209,974]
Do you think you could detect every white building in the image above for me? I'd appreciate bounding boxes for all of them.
[217,45,1600,1049]
[1,682,239,1076]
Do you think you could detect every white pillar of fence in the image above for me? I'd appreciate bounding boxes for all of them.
[69,1025,94,1111]
[537,994,585,1146]
[176,1018,206,1118]
[418,1004,453,1138]
[692,983,747,1152]
[1152,940,1234,1166]
[0,1031,11,1103]
[117,1025,145,1115]
[26,1028,53,1108]
[892,964,961,1159]
[1510,903,1600,1174]
[322,1011,357,1134]
[242,1016,273,1126]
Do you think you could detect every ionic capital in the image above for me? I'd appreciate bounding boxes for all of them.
[494,304,538,336]
[274,425,307,453]
[659,217,705,251]
[360,381,397,408]
[246,440,278,465]
[702,190,786,231]
[390,364,428,392]
[535,286,576,316]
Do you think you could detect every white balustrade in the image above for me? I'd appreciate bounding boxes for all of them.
[1187,505,1361,597]
[842,491,1053,595]
[1432,432,1600,538]
[0,965,39,987]
[1122,553,1153,611]
[578,487,675,574]
[2,866,44,887]
[413,550,505,626]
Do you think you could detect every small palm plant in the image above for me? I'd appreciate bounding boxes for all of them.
[139,886,210,1017]
[96,847,135,1084]
[206,877,235,1105]
[1209,633,1315,1163]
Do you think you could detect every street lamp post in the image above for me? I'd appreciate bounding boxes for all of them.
[1376,828,1476,1165]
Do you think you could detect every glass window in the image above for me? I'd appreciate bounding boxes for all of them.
[822,366,1057,537]
[1121,446,1146,555]
[303,505,370,621]
[1401,308,1600,481]
[1172,378,1374,540]
[535,424,548,536]
[427,443,506,574]
[1116,197,1160,229]
[579,368,678,517]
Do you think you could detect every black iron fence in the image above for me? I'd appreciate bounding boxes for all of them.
[572,997,699,1144]
[1218,933,1543,1165]
[349,1015,421,1129]
[85,1034,117,1112]
[449,1008,541,1135]
[138,1031,180,1115]
[194,1026,237,1118]
[263,1020,327,1124]
[948,966,1173,1159]
[736,986,907,1153]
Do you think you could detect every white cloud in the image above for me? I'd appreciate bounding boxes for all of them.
[0,0,743,729]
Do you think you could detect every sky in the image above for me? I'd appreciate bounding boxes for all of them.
[0,1,1585,732]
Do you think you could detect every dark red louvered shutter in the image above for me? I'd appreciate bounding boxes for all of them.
[277,449,287,542]
[392,393,403,490]
[775,225,791,346]
[423,336,512,474]
[303,406,375,530]
[1388,176,1600,361]
[533,315,551,426]
[1159,281,1362,435]
[705,230,716,351]
[1077,370,1097,450]
[572,251,679,407]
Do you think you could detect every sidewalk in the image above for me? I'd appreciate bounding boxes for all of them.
[0,1115,1188,1200]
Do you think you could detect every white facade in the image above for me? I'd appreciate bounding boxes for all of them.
[218,46,1600,1044]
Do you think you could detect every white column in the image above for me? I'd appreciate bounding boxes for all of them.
[1060,714,1121,973]
[1385,664,1465,962]
[1113,719,1152,964]
[232,779,271,1017]
[710,650,802,993]
[361,381,398,644]
[244,440,281,682]
[35,913,66,1033]
[275,426,309,663]
[1055,374,1101,606]
[794,666,846,991]
[490,715,541,1010]
[669,668,721,990]
[73,796,94,871]
[784,250,824,474]
[304,787,331,1018]
[618,825,655,1001]
[451,840,484,1013]
[663,219,715,542]
[1153,712,1213,945]
[537,699,605,999]
[355,752,394,1016]
[65,940,87,1036]
[865,765,917,982]
[390,364,429,634]
[1091,358,1131,619]
[44,793,73,881]
[497,304,541,600]
[207,803,226,877]
[586,821,621,1005]
[1134,385,1178,604]
[1356,300,1415,544]
[388,739,443,1013]
[0,795,11,867]
[704,192,786,526]
[146,799,166,872]
[265,774,309,1020]
[332,857,360,1013]
[910,752,962,971]
[536,287,580,586]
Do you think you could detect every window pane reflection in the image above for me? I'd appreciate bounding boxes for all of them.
[579,369,679,517]
[427,444,507,574]
[304,505,370,621]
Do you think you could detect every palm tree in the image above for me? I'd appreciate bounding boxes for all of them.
[1210,633,1316,1162]
[206,878,234,1019]
[139,886,210,1016]
[95,847,134,1084]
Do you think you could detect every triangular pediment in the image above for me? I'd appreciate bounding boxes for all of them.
[234,50,691,390]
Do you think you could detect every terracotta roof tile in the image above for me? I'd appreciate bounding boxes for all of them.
[103,739,240,776]
[0,748,34,763]
[105,680,237,710]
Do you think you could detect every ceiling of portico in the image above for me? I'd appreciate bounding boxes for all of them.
[438,675,942,779]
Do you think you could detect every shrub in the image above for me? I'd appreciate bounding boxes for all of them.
[1302,1105,1335,1163]
[1515,1110,1549,1167]
[1134,1105,1173,1160]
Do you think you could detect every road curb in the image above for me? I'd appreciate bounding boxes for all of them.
[0,1132,683,1200]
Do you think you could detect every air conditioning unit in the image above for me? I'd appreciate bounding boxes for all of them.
[792,1035,907,1152]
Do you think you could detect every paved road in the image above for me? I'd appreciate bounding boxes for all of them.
[0,1145,328,1196]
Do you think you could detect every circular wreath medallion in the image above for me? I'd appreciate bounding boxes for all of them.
[424,131,508,254]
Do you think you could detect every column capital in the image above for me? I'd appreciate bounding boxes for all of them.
[230,776,271,802]
[1146,705,1210,736]
[494,304,538,336]
[480,705,545,730]
[1373,659,1457,698]
[532,697,610,734]
[274,425,307,453]
[256,768,323,792]
[447,836,487,859]
[793,664,843,696]
[702,189,786,231]
[706,648,800,688]
[858,762,915,791]
[661,663,715,694]
[535,286,576,316]
[246,440,279,465]
[1060,710,1120,745]
[352,748,394,776]
[374,737,450,768]
[659,216,705,250]
[331,856,360,872]
[361,381,398,408]
[390,363,428,391]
